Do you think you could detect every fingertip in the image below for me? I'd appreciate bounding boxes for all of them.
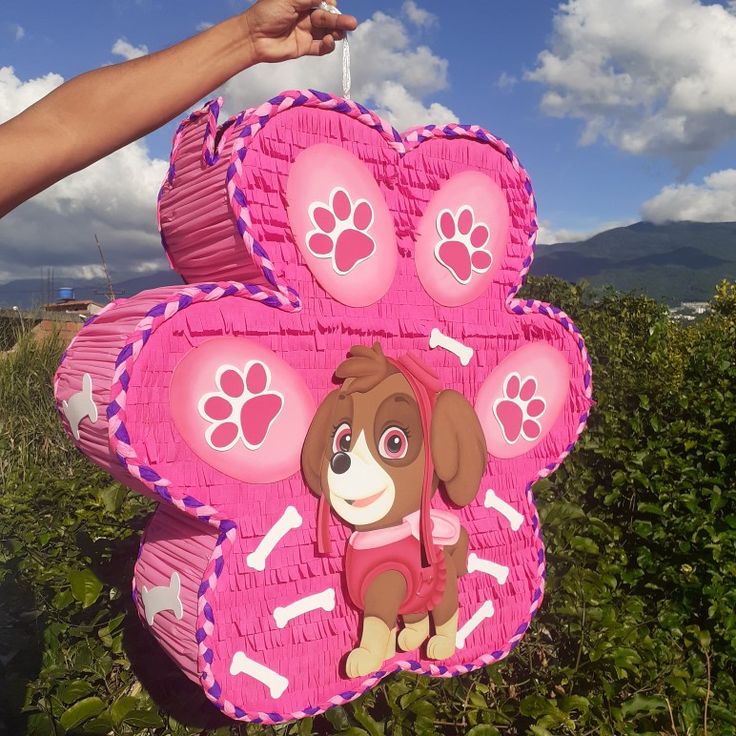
[340,15,358,31]
[321,34,336,54]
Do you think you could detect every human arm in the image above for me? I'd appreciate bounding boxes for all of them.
[0,0,357,217]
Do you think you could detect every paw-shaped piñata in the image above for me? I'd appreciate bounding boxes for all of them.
[55,91,593,724]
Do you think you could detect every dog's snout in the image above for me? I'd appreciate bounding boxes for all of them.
[330,452,351,475]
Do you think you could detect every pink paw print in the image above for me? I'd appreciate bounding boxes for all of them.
[435,206,493,284]
[306,187,376,275]
[493,373,547,444]
[199,361,284,451]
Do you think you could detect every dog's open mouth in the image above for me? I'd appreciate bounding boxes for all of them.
[345,488,386,508]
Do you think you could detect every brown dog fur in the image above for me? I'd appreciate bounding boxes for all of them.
[302,343,487,677]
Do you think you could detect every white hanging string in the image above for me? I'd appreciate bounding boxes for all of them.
[316,1,352,99]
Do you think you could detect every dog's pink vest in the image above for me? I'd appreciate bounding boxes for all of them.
[346,509,461,614]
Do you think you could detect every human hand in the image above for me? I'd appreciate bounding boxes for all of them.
[242,0,358,63]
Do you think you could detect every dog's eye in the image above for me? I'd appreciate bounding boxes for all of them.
[378,426,409,460]
[332,422,352,454]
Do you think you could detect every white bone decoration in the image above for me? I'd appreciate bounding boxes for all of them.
[484,488,524,531]
[141,571,184,626]
[456,600,495,650]
[428,327,474,366]
[246,505,303,571]
[467,552,510,585]
[62,373,98,441]
[273,588,336,629]
[230,651,289,699]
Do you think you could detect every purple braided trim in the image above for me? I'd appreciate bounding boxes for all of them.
[141,92,590,723]
[105,280,587,725]
[105,281,311,720]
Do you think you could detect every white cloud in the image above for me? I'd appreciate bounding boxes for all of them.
[496,72,517,91]
[0,67,168,283]
[526,0,736,167]
[196,21,214,32]
[403,1,437,27]
[0,66,63,121]
[219,9,456,131]
[641,169,736,223]
[12,24,25,41]
[111,38,149,61]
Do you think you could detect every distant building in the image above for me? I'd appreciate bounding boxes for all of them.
[42,298,105,316]
[668,301,710,322]
[33,295,105,341]
[1,289,107,350]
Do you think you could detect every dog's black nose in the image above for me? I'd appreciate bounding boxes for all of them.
[330,452,351,475]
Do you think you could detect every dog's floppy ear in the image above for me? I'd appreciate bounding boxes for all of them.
[431,389,487,507]
[301,389,341,496]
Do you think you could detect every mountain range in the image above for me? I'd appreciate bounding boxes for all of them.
[534,221,736,305]
[1,221,734,309]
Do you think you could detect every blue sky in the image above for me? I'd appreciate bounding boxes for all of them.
[2,0,735,281]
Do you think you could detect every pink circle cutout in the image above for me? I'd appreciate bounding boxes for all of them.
[169,337,316,483]
[286,144,397,307]
[476,342,570,459]
[415,170,510,306]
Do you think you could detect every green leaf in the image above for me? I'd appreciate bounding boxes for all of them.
[57,679,94,704]
[325,708,350,731]
[82,713,113,735]
[97,484,127,513]
[69,569,103,609]
[529,726,554,736]
[122,708,165,728]
[111,695,138,726]
[59,696,105,730]
[352,705,384,736]
[621,695,667,717]
[297,716,315,736]
[26,712,55,736]
[465,726,500,736]
[570,536,599,555]
[710,703,736,726]
[519,695,554,719]
[559,695,590,714]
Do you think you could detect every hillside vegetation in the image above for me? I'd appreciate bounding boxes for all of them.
[1,277,734,736]
[535,221,736,305]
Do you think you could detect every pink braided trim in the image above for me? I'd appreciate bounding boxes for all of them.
[109,282,587,724]
[134,91,590,723]
[103,279,583,725]
[220,91,546,325]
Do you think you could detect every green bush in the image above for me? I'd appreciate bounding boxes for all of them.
[1,280,734,735]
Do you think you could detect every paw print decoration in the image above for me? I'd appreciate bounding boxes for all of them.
[493,373,546,444]
[435,205,493,284]
[198,361,284,452]
[306,187,377,275]
[54,91,593,724]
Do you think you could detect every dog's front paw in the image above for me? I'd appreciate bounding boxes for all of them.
[346,646,384,678]
[426,634,456,660]
[398,616,430,651]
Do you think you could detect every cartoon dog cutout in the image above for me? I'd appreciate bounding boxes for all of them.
[301,343,487,678]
